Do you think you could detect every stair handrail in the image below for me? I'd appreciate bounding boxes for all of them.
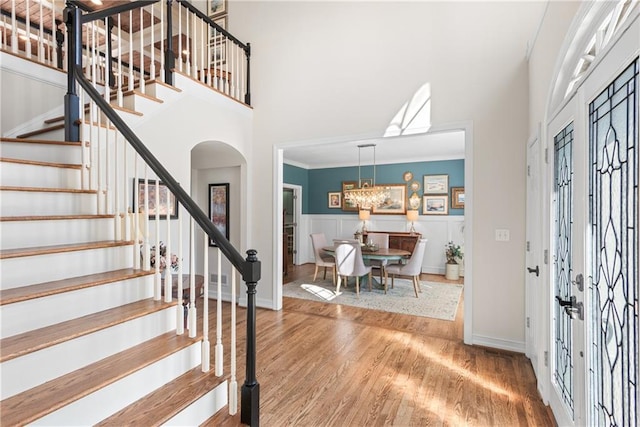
[64,2,260,425]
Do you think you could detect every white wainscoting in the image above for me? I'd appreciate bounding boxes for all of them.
[301,214,465,275]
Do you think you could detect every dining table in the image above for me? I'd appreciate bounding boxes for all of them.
[322,245,411,287]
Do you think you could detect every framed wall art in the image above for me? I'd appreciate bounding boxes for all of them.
[342,181,359,212]
[135,179,178,219]
[209,183,230,247]
[423,195,449,215]
[423,174,449,194]
[451,187,465,209]
[328,192,342,208]
[208,0,227,17]
[372,184,407,215]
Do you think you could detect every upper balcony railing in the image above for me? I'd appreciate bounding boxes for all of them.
[0,0,251,106]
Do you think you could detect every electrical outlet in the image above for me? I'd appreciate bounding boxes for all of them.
[495,229,510,241]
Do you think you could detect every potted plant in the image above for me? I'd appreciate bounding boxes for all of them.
[444,241,463,280]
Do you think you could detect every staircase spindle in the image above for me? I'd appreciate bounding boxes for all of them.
[142,169,150,271]
[116,13,123,107]
[133,153,140,269]
[178,4,183,73]
[188,218,197,337]
[160,0,165,83]
[139,5,145,93]
[200,18,205,83]
[215,248,223,376]
[155,178,162,298]
[150,3,155,81]
[114,132,121,240]
[38,1,43,62]
[25,0,31,58]
[176,210,184,335]
[10,0,17,53]
[229,268,238,415]
[202,236,210,372]
[128,10,134,91]
[164,185,172,302]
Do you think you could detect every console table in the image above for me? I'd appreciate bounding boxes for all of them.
[363,231,421,253]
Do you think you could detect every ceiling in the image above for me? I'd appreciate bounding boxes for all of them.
[282,129,466,170]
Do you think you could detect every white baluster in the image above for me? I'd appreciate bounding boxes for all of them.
[176,211,184,335]
[114,132,121,240]
[215,248,223,376]
[155,179,162,298]
[160,0,164,83]
[185,9,190,76]
[202,235,210,372]
[188,219,197,337]
[200,17,205,83]
[104,119,110,215]
[25,0,31,58]
[38,1,43,62]
[133,155,140,269]
[191,13,197,77]
[143,168,150,271]
[139,5,145,93]
[150,3,155,81]
[228,268,238,415]
[164,185,172,302]
[123,140,131,241]
[178,5,183,72]
[206,23,212,87]
[10,0,17,53]
[128,10,134,91]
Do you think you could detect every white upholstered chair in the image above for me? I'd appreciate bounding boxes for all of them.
[334,242,372,296]
[384,238,427,297]
[310,233,336,285]
[364,232,389,282]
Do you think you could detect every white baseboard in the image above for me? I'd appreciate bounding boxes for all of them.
[472,334,525,353]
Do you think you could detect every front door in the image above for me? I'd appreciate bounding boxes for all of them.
[547,38,638,427]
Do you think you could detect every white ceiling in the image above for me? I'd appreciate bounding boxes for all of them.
[283,129,466,169]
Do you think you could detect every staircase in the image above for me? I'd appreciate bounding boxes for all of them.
[0,80,229,426]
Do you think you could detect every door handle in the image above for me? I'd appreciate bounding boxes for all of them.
[555,295,584,320]
[527,266,539,277]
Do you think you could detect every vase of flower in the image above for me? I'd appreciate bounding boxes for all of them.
[444,241,463,280]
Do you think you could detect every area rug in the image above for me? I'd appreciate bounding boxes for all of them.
[283,275,463,321]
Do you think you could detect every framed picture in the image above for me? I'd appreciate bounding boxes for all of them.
[451,187,465,209]
[208,0,227,17]
[342,181,359,212]
[328,192,342,208]
[409,192,421,210]
[423,195,449,215]
[209,183,230,247]
[213,15,227,31]
[372,184,407,215]
[135,179,178,219]
[423,174,449,194]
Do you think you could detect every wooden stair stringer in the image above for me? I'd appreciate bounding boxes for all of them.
[0,330,202,427]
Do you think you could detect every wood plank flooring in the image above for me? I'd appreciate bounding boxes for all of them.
[204,263,555,426]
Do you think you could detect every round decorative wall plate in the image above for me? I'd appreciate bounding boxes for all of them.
[403,171,413,182]
[410,180,421,191]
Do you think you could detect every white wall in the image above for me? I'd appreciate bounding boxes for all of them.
[231,1,546,348]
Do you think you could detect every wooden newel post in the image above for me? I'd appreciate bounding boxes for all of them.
[63,2,81,142]
[241,249,260,426]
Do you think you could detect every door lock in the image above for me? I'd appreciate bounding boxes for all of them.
[527,266,539,277]
[555,295,584,320]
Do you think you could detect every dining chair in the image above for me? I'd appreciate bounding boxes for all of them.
[310,233,336,285]
[384,238,428,297]
[364,232,389,283]
[334,242,372,297]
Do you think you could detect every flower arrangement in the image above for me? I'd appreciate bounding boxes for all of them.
[148,241,179,272]
[445,241,463,264]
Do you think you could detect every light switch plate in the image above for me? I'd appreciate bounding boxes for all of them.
[495,229,510,241]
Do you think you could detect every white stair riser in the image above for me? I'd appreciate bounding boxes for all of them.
[0,245,135,290]
[0,161,81,189]
[0,306,178,399]
[123,93,162,113]
[166,380,228,426]
[32,342,202,426]
[0,217,116,249]
[0,142,82,164]
[1,275,154,338]
[25,128,64,141]
[0,190,98,216]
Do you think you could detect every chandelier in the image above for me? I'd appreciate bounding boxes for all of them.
[343,144,391,209]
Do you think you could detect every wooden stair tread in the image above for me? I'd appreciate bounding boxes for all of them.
[0,240,133,260]
[0,214,115,222]
[16,123,65,139]
[0,268,153,306]
[44,103,143,124]
[97,367,224,426]
[0,331,200,426]
[0,137,82,146]
[0,157,82,169]
[0,298,177,363]
[0,185,97,194]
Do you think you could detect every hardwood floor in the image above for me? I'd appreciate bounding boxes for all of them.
[204,263,555,426]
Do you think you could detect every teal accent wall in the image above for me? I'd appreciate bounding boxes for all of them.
[284,159,464,216]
